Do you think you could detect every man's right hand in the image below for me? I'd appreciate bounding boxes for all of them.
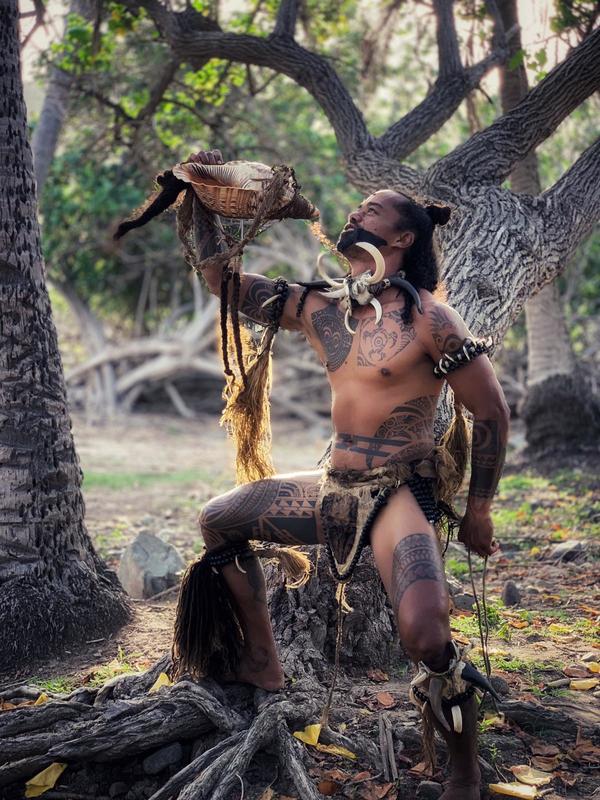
[188,149,224,165]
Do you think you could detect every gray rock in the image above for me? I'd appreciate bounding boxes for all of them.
[109,782,128,797]
[546,540,585,562]
[452,592,475,611]
[118,532,185,599]
[416,780,443,799]
[142,742,183,776]
[446,575,463,596]
[581,652,598,663]
[501,579,521,607]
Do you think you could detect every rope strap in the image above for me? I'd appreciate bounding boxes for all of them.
[204,541,255,569]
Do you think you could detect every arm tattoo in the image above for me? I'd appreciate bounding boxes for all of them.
[391,533,444,613]
[357,309,416,367]
[239,277,277,325]
[311,304,354,371]
[429,306,466,354]
[469,418,506,500]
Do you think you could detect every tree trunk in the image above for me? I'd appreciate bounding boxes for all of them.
[31,0,93,195]
[496,0,600,455]
[0,1,130,674]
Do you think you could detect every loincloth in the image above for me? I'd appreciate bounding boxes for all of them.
[318,445,462,582]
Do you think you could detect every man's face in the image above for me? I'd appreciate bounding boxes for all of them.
[337,190,406,254]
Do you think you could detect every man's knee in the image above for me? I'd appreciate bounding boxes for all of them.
[198,492,242,550]
[399,612,451,668]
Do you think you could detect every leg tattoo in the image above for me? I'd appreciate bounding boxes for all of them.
[391,533,444,612]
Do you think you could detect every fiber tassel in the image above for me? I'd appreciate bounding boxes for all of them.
[438,400,471,501]
[421,704,438,775]
[220,323,276,484]
[271,546,312,588]
[171,555,244,680]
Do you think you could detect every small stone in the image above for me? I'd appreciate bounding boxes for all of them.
[501,579,521,607]
[446,575,463,596]
[109,782,128,797]
[118,532,185,599]
[452,592,475,611]
[546,678,570,688]
[582,652,598,662]
[546,540,585,562]
[416,780,443,799]
[142,742,183,776]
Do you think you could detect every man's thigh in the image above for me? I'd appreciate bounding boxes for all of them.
[200,470,325,548]
[370,484,449,624]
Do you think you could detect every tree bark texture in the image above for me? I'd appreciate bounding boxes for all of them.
[496,0,600,454]
[0,1,130,674]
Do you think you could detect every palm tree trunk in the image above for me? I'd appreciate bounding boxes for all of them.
[0,1,130,674]
[497,0,600,455]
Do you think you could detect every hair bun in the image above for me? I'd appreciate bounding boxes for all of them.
[425,205,451,227]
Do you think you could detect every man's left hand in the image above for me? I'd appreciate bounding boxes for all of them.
[457,508,500,558]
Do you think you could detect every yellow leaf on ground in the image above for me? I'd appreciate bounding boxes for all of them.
[293,723,321,746]
[586,662,600,674]
[34,693,49,706]
[509,765,552,786]
[148,673,172,693]
[509,620,529,629]
[315,742,357,760]
[569,678,599,691]
[548,624,569,636]
[488,782,538,798]
[529,546,541,557]
[25,763,67,797]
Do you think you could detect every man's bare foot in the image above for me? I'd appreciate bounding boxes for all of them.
[439,778,481,800]
[226,645,285,691]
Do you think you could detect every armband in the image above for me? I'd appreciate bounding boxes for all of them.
[433,336,493,379]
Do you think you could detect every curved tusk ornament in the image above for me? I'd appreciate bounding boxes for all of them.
[370,297,383,324]
[354,241,386,283]
[344,308,356,335]
[428,676,450,732]
[317,252,345,288]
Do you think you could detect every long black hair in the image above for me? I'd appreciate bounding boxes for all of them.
[391,196,451,323]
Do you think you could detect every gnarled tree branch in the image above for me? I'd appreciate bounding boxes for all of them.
[429,27,600,187]
[273,0,299,38]
[541,136,600,262]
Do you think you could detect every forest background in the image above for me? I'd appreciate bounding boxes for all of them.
[0,1,598,799]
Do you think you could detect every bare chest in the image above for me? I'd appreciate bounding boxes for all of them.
[308,302,421,375]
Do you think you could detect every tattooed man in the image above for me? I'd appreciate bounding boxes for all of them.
[176,150,509,800]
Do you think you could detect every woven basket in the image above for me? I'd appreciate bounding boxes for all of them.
[172,160,317,220]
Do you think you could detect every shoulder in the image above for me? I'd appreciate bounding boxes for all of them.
[414,293,472,356]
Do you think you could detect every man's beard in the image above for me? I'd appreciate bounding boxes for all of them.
[336,226,388,256]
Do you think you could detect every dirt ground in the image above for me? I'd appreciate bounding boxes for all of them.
[3,413,599,799]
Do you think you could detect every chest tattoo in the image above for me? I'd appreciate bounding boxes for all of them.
[311,305,354,372]
[357,309,416,367]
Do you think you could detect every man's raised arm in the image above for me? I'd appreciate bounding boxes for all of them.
[185,149,306,333]
[418,301,511,557]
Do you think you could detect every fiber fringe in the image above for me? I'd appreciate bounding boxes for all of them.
[171,555,244,680]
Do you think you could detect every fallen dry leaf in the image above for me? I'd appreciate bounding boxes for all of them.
[317,779,341,796]
[509,765,552,786]
[586,661,600,673]
[578,604,599,615]
[25,763,67,797]
[569,729,600,764]
[569,678,598,691]
[258,790,275,800]
[375,691,398,709]
[488,782,538,798]
[509,620,529,629]
[322,768,351,783]
[530,755,561,771]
